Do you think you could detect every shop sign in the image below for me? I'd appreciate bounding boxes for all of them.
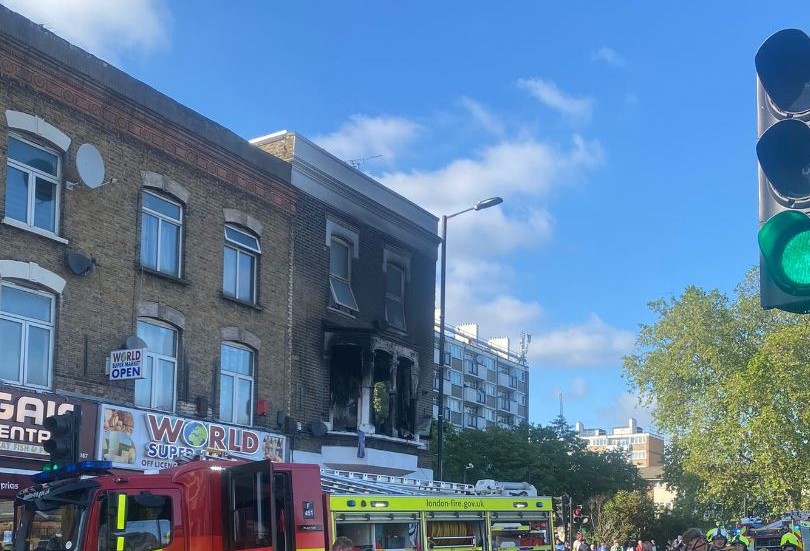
[97,404,287,471]
[109,348,146,380]
[0,388,98,462]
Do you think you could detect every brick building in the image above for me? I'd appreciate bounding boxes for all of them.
[0,5,439,529]
[253,131,439,475]
[575,418,664,468]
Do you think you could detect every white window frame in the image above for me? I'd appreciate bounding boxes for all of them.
[5,133,61,235]
[329,235,359,312]
[384,263,406,330]
[223,224,260,304]
[219,342,254,426]
[140,190,183,277]
[135,319,178,412]
[0,281,55,389]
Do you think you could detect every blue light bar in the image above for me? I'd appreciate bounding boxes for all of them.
[33,460,113,483]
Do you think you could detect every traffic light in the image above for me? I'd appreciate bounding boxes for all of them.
[573,505,582,518]
[43,407,81,467]
[756,28,810,312]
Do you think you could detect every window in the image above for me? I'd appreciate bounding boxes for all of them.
[220,342,254,425]
[5,135,60,233]
[329,236,358,312]
[384,263,406,330]
[485,382,496,396]
[223,224,260,303]
[135,320,177,411]
[98,493,173,551]
[480,355,495,371]
[433,369,440,391]
[0,282,54,387]
[140,191,182,277]
[448,398,462,413]
[450,371,462,386]
[485,408,496,422]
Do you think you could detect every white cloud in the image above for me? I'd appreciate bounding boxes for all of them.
[1,0,171,62]
[312,115,421,166]
[517,78,593,121]
[596,392,657,432]
[551,376,589,401]
[528,314,636,368]
[380,136,603,218]
[591,47,628,68]
[460,97,505,136]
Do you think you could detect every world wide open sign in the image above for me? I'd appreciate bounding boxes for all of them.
[108,348,146,380]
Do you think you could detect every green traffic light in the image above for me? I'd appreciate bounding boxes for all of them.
[759,210,810,292]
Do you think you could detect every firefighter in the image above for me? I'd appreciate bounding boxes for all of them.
[781,533,800,551]
[730,535,750,551]
[706,529,728,551]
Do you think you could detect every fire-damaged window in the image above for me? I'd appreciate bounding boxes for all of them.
[371,352,416,438]
[330,344,362,431]
[329,340,418,438]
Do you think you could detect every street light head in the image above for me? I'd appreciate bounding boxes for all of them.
[474,197,503,211]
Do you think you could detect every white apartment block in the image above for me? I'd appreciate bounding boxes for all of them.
[433,322,530,430]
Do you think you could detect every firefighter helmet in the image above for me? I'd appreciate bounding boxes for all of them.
[708,529,729,545]
[781,533,800,549]
[731,535,751,551]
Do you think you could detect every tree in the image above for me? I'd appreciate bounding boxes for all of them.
[624,268,810,514]
[594,490,656,544]
[439,417,645,503]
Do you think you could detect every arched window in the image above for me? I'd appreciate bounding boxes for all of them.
[329,235,358,312]
[220,342,254,425]
[5,134,61,234]
[140,190,183,277]
[135,318,178,412]
[223,224,260,303]
[0,282,55,388]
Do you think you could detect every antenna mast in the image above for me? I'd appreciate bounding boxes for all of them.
[559,393,564,418]
[518,332,532,365]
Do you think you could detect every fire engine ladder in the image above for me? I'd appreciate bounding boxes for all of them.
[320,467,476,495]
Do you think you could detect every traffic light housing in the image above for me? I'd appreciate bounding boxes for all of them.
[756,28,810,312]
[43,407,81,467]
[573,505,582,518]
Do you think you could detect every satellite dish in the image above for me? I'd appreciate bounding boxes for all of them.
[66,251,94,276]
[76,143,106,188]
[309,420,328,438]
[125,335,147,349]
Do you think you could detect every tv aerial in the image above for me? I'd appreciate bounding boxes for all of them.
[347,154,382,169]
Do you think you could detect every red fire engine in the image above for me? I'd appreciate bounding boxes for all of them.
[12,459,553,551]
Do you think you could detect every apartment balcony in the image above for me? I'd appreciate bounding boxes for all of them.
[463,386,487,404]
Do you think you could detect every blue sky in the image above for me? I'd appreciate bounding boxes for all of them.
[4,0,800,433]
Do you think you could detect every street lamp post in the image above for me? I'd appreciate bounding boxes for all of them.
[436,196,503,481]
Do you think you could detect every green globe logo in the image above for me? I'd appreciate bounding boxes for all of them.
[182,421,209,447]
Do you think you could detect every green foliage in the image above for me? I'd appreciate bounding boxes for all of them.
[596,490,656,544]
[437,416,645,503]
[624,267,810,516]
